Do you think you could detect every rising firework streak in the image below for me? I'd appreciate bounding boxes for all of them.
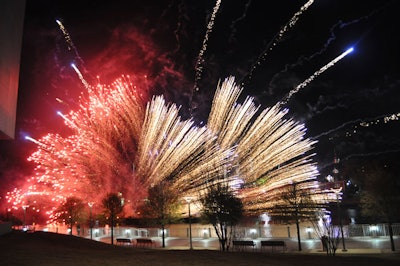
[241,0,315,86]
[71,63,89,88]
[278,47,354,107]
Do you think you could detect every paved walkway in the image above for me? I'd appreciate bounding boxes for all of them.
[99,235,400,254]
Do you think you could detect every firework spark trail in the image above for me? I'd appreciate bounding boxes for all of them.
[65,76,148,200]
[55,19,74,51]
[135,94,235,193]
[9,75,326,219]
[312,112,400,140]
[319,148,400,171]
[8,2,354,218]
[228,0,253,43]
[240,0,314,86]
[6,2,385,224]
[56,19,86,67]
[71,63,89,89]
[190,0,222,109]
[342,149,400,161]
[25,133,93,208]
[278,47,354,107]
[206,77,320,213]
[267,19,355,94]
[25,136,44,146]
[207,77,259,149]
[56,111,74,128]
[169,0,185,54]
[10,76,150,219]
[136,95,206,184]
[169,145,237,193]
[158,0,185,55]
[312,118,362,140]
[268,3,385,93]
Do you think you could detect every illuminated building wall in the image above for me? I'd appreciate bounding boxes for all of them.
[0,0,26,139]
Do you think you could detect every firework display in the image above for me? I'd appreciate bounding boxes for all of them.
[6,74,328,222]
[9,0,392,224]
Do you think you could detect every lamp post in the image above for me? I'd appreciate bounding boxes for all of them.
[331,187,347,251]
[22,205,29,230]
[184,197,194,250]
[88,202,94,240]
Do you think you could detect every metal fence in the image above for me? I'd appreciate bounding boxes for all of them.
[348,223,400,237]
[232,223,400,239]
[42,222,400,239]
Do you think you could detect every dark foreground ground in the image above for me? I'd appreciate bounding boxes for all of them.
[1,230,399,266]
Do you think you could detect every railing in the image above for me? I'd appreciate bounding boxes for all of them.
[348,223,400,237]
[40,223,400,239]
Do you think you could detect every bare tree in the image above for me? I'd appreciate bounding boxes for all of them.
[310,210,341,256]
[358,161,400,251]
[268,181,327,251]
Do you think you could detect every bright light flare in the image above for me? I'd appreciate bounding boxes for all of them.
[345,46,354,55]
[70,63,89,88]
[25,136,42,145]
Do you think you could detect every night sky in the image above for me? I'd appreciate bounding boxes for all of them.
[1,0,399,196]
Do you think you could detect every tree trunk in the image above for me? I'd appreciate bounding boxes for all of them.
[296,219,302,251]
[110,215,114,245]
[388,222,395,251]
[162,224,166,248]
[221,223,227,251]
[220,239,226,251]
[215,223,227,251]
[69,217,73,235]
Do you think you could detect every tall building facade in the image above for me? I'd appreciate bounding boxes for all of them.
[0,0,26,139]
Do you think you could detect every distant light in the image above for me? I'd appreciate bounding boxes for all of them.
[56,111,62,116]
[369,225,378,232]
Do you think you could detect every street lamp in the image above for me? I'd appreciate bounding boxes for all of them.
[22,205,29,230]
[331,187,347,252]
[184,197,194,250]
[306,227,313,239]
[88,202,94,240]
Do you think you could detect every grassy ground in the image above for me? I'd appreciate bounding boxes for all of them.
[1,230,399,266]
